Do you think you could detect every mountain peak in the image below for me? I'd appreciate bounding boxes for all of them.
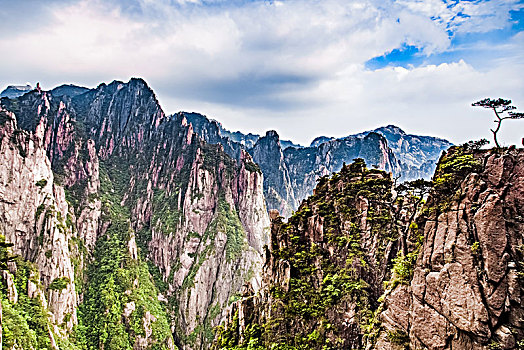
[1,84,33,98]
[265,130,280,140]
[50,84,89,98]
[310,136,335,147]
[375,125,406,135]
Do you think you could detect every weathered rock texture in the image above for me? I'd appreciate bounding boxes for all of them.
[373,147,524,350]
[184,113,452,218]
[0,79,270,350]
[0,107,79,334]
[215,147,524,350]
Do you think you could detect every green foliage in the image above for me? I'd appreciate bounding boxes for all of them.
[201,194,247,263]
[78,161,174,350]
[1,298,39,349]
[48,276,71,291]
[10,129,28,157]
[228,292,242,305]
[389,250,418,288]
[0,258,57,349]
[152,187,182,235]
[0,234,15,269]
[461,139,489,151]
[489,340,502,349]
[387,329,409,348]
[64,178,89,211]
[244,161,262,174]
[0,109,13,125]
[432,147,482,203]
[36,178,48,188]
[221,200,247,262]
[472,97,522,148]
[471,241,480,255]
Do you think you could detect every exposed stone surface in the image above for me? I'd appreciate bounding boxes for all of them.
[215,147,524,350]
[0,79,270,349]
[374,148,524,350]
[184,113,451,218]
[0,107,78,332]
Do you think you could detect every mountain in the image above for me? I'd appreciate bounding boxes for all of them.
[354,125,453,180]
[183,113,452,217]
[0,79,269,349]
[310,135,335,147]
[3,77,517,350]
[183,112,303,151]
[0,84,32,98]
[50,84,90,98]
[214,146,524,349]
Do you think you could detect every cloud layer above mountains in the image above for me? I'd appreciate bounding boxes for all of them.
[0,0,523,145]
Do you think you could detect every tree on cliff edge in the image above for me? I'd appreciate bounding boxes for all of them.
[0,234,14,270]
[472,98,524,148]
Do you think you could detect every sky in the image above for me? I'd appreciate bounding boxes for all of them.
[0,0,523,146]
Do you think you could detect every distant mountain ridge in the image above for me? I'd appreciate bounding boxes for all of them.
[182,112,303,150]
[50,84,90,98]
[0,84,33,98]
[182,112,453,217]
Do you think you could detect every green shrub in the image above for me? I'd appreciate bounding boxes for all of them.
[36,179,48,188]
[390,251,418,288]
[48,276,70,291]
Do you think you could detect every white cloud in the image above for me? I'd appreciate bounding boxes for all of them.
[395,0,524,33]
[0,0,522,147]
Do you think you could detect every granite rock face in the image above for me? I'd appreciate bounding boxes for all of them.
[0,107,79,334]
[0,79,270,349]
[374,148,524,350]
[215,147,524,350]
[183,114,451,218]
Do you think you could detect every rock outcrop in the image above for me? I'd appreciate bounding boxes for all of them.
[0,107,79,335]
[0,79,270,350]
[372,147,524,350]
[214,147,524,350]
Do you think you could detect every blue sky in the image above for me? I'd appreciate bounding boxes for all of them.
[367,5,524,70]
[0,0,523,146]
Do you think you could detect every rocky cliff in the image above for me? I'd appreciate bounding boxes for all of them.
[183,113,451,218]
[355,125,453,181]
[0,79,270,350]
[214,146,524,350]
[372,146,524,350]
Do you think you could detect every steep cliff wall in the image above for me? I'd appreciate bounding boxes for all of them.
[372,147,524,350]
[215,147,524,350]
[0,79,270,350]
[0,107,79,348]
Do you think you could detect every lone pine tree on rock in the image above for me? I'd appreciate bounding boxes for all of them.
[472,98,524,148]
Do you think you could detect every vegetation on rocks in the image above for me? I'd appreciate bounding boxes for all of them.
[77,161,174,350]
[0,259,60,350]
[215,159,399,349]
